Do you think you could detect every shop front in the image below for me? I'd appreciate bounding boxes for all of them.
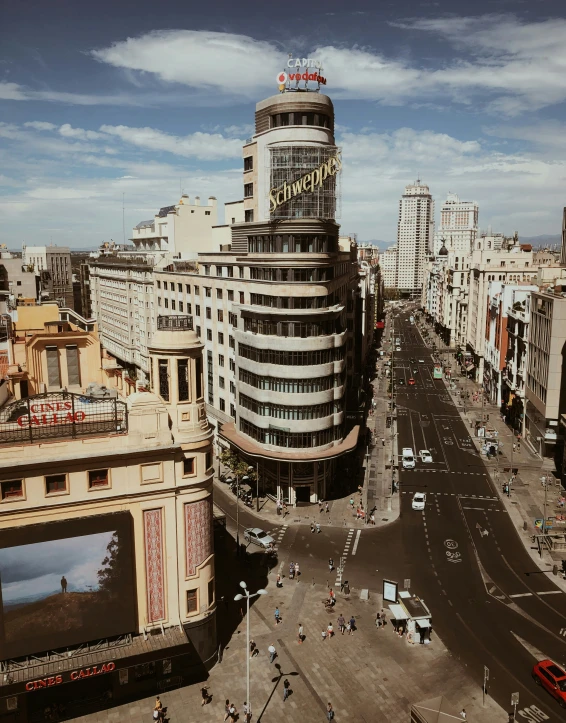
[0,628,206,722]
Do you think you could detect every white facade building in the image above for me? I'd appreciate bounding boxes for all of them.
[130,196,218,258]
[381,246,398,289]
[397,181,434,294]
[433,193,478,255]
[22,244,73,307]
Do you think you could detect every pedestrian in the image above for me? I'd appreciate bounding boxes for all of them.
[327,702,334,721]
[321,629,327,641]
[242,702,251,723]
[289,561,295,580]
[382,438,385,446]
[418,625,425,645]
[283,678,291,702]
[298,623,304,644]
[201,686,209,706]
[370,513,375,525]
[276,573,282,588]
[228,702,237,721]
[311,522,315,533]
[249,639,257,658]
[327,622,334,638]
[328,588,335,604]
[223,700,231,722]
[154,697,163,722]
[513,443,516,453]
[325,502,329,513]
[460,709,466,720]
[274,607,281,625]
[295,561,300,578]
[375,610,382,628]
[318,500,323,512]
[380,609,386,628]
[277,500,282,516]
[268,643,277,663]
[338,614,346,634]
[316,522,321,533]
[350,497,354,509]
[349,615,356,634]
[328,558,334,572]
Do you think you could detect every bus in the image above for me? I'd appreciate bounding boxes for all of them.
[433,364,443,379]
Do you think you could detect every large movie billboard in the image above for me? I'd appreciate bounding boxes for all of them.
[0,513,136,660]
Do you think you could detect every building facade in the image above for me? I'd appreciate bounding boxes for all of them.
[380,246,398,290]
[433,193,478,256]
[0,311,216,719]
[22,245,73,308]
[396,180,434,295]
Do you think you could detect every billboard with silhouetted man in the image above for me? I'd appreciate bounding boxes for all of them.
[0,512,136,660]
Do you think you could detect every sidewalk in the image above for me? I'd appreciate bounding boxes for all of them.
[74,580,504,723]
[420,319,566,586]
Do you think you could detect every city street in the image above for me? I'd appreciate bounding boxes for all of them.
[214,307,566,722]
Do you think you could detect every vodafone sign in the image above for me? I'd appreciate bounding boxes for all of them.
[278,57,327,88]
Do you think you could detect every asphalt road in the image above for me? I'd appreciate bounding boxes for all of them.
[215,307,566,721]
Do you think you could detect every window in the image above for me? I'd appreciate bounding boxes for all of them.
[157,281,161,289]
[159,358,169,401]
[239,267,244,278]
[206,307,211,319]
[183,458,195,476]
[196,325,201,338]
[164,298,169,309]
[229,335,235,349]
[66,345,80,386]
[185,284,191,293]
[229,359,235,372]
[219,376,225,389]
[46,346,61,388]
[179,301,184,312]
[177,283,182,292]
[45,474,67,495]
[88,469,109,489]
[205,287,212,297]
[217,309,223,322]
[218,332,224,344]
[230,404,236,419]
[230,381,236,395]
[228,290,234,301]
[217,288,223,300]
[205,210,211,216]
[195,356,203,398]
[204,266,211,276]
[1,480,23,500]
[208,579,214,607]
[178,359,189,401]
[245,210,254,222]
[187,589,198,614]
[194,286,200,296]
[207,329,212,341]
[195,304,201,316]
[244,156,253,171]
[171,300,176,311]
[244,183,253,198]
[219,398,225,412]
[164,282,168,290]
[218,354,224,367]
[158,298,162,307]
[239,291,244,304]
[206,451,212,469]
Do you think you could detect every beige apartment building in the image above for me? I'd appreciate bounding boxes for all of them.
[22,245,73,308]
[0,308,215,720]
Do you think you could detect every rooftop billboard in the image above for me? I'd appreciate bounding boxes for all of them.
[0,512,136,660]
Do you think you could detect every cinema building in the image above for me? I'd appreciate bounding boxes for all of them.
[0,307,215,720]
[152,84,360,503]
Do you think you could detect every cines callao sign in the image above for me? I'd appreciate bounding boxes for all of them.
[269,153,342,213]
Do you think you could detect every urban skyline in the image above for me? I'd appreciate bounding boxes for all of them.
[2,0,566,247]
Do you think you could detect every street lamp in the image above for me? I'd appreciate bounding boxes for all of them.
[234,581,267,719]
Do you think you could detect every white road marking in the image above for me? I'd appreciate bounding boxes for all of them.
[509,592,533,598]
[351,529,361,555]
[537,590,563,595]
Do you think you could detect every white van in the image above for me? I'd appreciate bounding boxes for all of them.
[402,447,415,469]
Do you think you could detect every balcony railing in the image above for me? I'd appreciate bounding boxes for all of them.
[157,315,194,331]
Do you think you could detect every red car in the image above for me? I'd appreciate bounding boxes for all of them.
[532,659,566,707]
[408,378,416,386]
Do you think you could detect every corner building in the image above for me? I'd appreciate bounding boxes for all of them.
[200,89,357,503]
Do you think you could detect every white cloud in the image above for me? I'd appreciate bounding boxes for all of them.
[58,123,106,140]
[99,124,243,160]
[24,121,57,132]
[0,81,145,106]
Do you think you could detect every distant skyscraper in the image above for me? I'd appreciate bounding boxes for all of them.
[396,180,434,294]
[433,193,478,255]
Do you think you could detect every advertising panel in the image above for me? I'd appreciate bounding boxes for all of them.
[0,512,136,660]
[433,365,443,379]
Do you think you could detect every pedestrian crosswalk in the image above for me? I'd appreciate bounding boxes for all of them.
[335,528,355,587]
[401,491,498,500]
[267,524,288,546]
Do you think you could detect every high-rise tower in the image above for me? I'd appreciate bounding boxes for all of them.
[396,180,434,295]
[433,192,478,255]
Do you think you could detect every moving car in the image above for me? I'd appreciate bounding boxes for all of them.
[408,378,416,386]
[418,359,425,364]
[410,358,416,364]
[412,492,426,511]
[244,528,275,549]
[396,346,401,352]
[532,659,566,707]
[397,379,405,386]
[402,448,415,469]
[419,450,433,463]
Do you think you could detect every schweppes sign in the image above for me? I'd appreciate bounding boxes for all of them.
[269,153,342,213]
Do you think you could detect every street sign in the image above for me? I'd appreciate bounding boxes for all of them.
[511,692,519,705]
[404,578,411,590]
[484,665,489,681]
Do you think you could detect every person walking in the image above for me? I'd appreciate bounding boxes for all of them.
[328,558,334,572]
[338,614,346,634]
[153,697,163,722]
[349,615,356,634]
[228,702,237,721]
[311,522,315,533]
[249,639,257,658]
[460,709,466,720]
[295,561,300,579]
[242,702,251,723]
[325,502,330,514]
[283,678,291,702]
[321,629,328,641]
[316,522,321,533]
[200,686,209,706]
[276,573,282,588]
[223,700,231,722]
[327,622,334,638]
[318,500,323,513]
[298,623,304,644]
[268,643,277,663]
[349,497,354,510]
[274,607,281,625]
[327,702,334,720]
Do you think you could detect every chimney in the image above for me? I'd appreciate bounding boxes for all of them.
[194,196,200,206]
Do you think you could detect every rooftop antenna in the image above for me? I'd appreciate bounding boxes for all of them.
[122,193,125,246]
[317,65,323,92]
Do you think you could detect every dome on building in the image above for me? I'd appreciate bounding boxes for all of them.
[438,242,448,256]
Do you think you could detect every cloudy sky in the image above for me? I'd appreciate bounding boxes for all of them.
[1,0,565,248]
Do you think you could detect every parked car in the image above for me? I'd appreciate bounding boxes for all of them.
[418,359,425,363]
[419,450,433,463]
[408,378,416,386]
[396,346,401,352]
[412,492,426,511]
[244,528,275,549]
[532,659,566,708]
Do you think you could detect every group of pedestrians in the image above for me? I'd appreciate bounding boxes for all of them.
[223,699,252,722]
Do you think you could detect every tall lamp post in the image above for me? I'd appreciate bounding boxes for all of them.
[234,581,267,719]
